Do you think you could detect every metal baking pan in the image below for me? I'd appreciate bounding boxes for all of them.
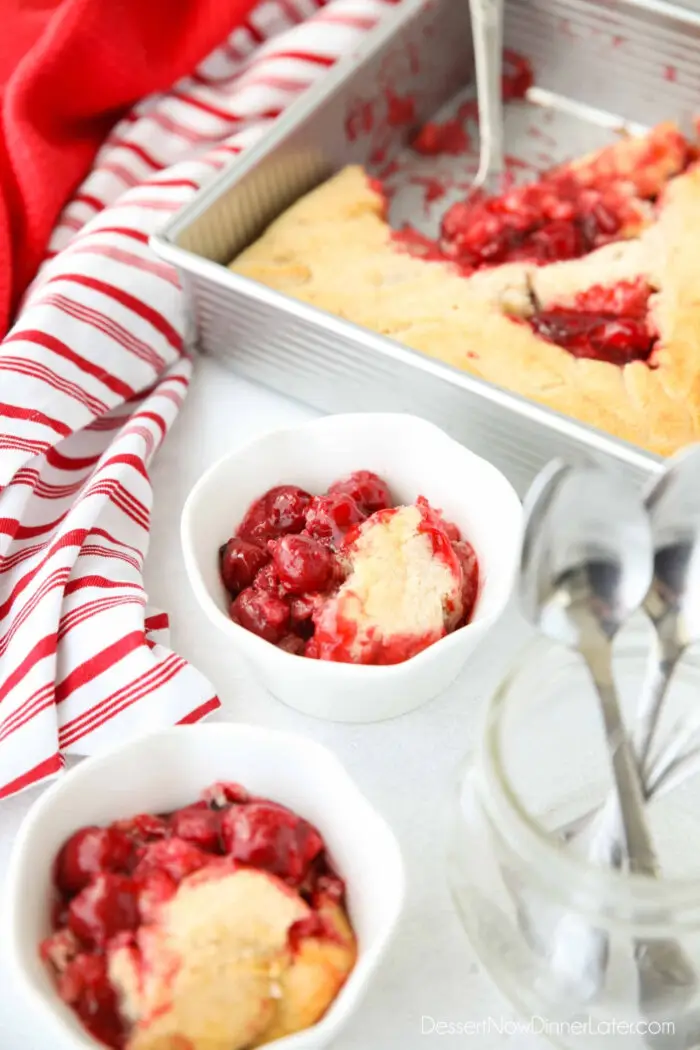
[153,0,700,494]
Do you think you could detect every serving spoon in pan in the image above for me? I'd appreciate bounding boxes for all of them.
[469,0,506,194]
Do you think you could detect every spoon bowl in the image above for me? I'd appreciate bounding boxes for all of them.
[643,443,700,650]
[519,460,653,650]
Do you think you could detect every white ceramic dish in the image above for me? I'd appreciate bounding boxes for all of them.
[181,412,522,722]
[5,723,404,1050]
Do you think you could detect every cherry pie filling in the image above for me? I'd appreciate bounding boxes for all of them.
[42,784,350,1049]
[439,172,640,269]
[387,125,694,367]
[220,472,480,663]
[526,279,657,366]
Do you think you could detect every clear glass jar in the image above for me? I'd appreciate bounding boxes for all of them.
[448,617,700,1050]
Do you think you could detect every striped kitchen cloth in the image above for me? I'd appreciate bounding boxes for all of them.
[0,0,396,799]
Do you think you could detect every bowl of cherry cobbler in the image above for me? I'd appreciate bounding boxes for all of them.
[181,413,522,721]
[6,723,404,1050]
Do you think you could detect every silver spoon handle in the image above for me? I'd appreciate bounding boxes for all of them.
[544,643,653,1000]
[548,640,695,1008]
[562,638,682,863]
[582,641,657,870]
[557,694,696,841]
[631,650,696,1015]
[589,637,682,867]
[469,0,505,182]
[541,645,651,1001]
[633,635,683,769]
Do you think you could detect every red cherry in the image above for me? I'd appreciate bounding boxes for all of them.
[289,593,324,640]
[134,837,210,884]
[112,813,170,845]
[220,538,269,596]
[171,804,222,852]
[237,485,312,546]
[220,801,324,885]
[327,471,393,514]
[57,953,125,1047]
[68,873,139,947]
[263,485,313,533]
[588,318,651,364]
[290,592,319,622]
[252,561,284,597]
[270,534,334,595]
[528,295,654,366]
[305,493,366,547]
[55,826,133,895]
[230,588,290,643]
[235,499,268,547]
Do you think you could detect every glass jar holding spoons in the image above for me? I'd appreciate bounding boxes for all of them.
[448,451,700,1050]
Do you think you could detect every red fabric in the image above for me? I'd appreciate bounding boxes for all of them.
[0,0,259,335]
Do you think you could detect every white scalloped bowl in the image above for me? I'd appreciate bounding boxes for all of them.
[5,723,405,1050]
[181,413,523,722]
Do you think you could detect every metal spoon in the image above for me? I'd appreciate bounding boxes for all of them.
[553,451,700,852]
[469,0,505,194]
[635,444,700,774]
[519,459,654,856]
[629,446,700,1010]
[550,448,700,1012]
[518,459,658,996]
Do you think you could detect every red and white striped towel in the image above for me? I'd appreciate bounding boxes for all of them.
[0,0,394,799]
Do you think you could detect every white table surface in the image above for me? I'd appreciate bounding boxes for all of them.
[0,355,544,1049]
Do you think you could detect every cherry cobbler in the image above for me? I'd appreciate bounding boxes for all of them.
[230,122,700,455]
[220,471,479,663]
[41,784,356,1050]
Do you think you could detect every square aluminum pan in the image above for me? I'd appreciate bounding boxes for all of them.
[153,0,700,494]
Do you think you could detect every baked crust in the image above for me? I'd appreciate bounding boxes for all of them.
[230,134,700,457]
[109,867,356,1050]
